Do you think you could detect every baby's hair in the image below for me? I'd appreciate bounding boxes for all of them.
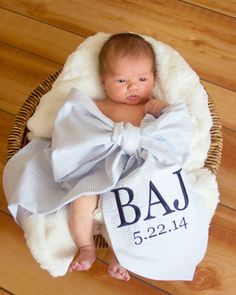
[99,32,156,76]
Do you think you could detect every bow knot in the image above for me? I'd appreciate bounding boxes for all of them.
[112,122,140,155]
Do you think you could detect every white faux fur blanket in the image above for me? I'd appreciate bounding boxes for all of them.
[19,32,219,277]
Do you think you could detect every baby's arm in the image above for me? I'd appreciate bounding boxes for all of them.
[145,97,169,117]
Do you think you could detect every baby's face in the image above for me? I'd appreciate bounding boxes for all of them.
[101,55,155,105]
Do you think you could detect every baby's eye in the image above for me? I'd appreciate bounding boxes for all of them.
[117,79,126,83]
[140,77,147,82]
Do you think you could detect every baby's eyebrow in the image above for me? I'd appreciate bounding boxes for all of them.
[139,72,153,75]
[113,76,126,79]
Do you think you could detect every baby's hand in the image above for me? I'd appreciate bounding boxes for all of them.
[145,97,169,117]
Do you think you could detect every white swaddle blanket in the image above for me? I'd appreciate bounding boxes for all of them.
[3,32,219,278]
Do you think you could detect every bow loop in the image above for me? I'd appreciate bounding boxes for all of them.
[112,122,140,155]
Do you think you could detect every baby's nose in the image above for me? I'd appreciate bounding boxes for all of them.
[128,81,138,90]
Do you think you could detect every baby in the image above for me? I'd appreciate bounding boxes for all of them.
[68,33,169,281]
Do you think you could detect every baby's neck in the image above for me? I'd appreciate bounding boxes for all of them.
[103,97,148,106]
[96,98,147,127]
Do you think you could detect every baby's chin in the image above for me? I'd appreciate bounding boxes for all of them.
[105,96,148,105]
[125,95,149,105]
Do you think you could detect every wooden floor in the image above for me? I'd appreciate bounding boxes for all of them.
[0,0,235,294]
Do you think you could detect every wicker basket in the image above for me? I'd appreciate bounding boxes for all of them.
[6,72,223,247]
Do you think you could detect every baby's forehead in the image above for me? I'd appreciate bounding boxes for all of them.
[107,52,154,67]
[100,49,156,77]
[108,60,154,77]
[107,49,154,62]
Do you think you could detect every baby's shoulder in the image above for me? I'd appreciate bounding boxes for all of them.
[94,99,105,107]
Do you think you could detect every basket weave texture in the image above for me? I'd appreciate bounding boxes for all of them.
[6,72,223,247]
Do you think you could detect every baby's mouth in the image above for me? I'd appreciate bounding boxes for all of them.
[127,95,140,101]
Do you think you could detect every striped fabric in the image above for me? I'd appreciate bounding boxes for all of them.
[3,88,209,279]
[3,88,191,218]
